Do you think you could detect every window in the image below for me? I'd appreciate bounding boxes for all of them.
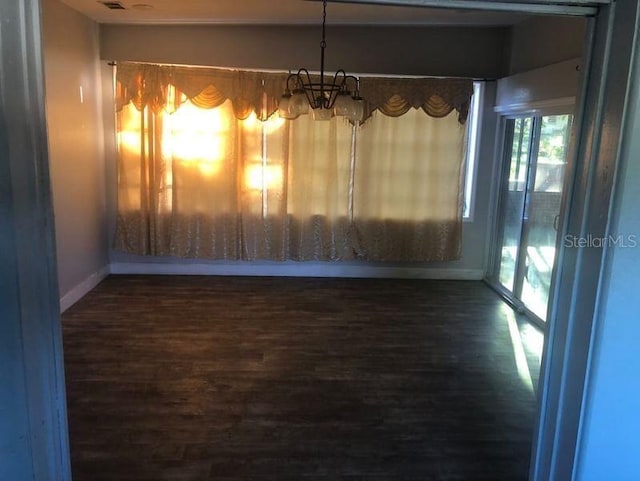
[463,81,483,220]
[115,65,472,261]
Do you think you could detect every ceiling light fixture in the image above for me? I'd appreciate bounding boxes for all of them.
[278,0,364,122]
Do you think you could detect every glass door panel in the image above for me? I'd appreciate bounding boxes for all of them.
[493,113,572,323]
[497,117,533,292]
[520,115,572,320]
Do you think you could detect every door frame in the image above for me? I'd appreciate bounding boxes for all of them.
[0,1,71,480]
[2,1,636,481]
[331,0,604,16]
[488,110,574,327]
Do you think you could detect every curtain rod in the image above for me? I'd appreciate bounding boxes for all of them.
[106,60,496,82]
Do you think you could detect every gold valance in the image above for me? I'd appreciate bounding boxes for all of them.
[115,62,288,121]
[115,62,473,124]
[359,77,474,124]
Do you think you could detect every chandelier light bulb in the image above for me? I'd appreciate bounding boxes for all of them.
[289,89,310,116]
[278,92,296,119]
[347,96,365,123]
[312,107,333,121]
[334,90,355,117]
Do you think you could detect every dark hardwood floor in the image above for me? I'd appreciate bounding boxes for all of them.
[61,275,542,481]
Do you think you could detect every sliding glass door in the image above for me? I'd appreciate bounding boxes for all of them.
[493,114,572,322]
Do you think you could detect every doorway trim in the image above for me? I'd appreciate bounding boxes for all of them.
[530,2,640,479]
[0,1,71,480]
[3,1,637,481]
[330,0,603,16]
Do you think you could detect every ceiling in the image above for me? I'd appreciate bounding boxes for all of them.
[60,0,529,26]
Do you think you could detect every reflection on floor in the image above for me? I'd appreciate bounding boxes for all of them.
[62,276,542,481]
[504,305,544,394]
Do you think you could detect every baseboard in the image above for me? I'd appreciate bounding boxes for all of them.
[59,265,110,313]
[109,262,484,281]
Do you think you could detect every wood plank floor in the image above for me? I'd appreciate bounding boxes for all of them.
[62,275,541,481]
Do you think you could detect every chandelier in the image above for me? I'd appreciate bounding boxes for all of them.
[278,0,365,122]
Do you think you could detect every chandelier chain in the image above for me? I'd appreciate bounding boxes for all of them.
[277,0,364,121]
[321,0,327,49]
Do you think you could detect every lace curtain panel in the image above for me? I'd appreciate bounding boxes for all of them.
[114,63,472,262]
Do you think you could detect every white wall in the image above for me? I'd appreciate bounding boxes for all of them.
[508,15,586,76]
[100,24,509,79]
[42,0,109,310]
[498,15,585,112]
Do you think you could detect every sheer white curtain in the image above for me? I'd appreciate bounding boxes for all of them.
[240,113,290,260]
[116,100,243,258]
[286,115,355,260]
[354,109,465,260]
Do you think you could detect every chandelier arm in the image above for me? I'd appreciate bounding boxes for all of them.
[333,69,347,88]
[326,69,348,109]
[297,69,318,108]
[285,73,299,92]
[343,75,360,93]
[295,69,308,89]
